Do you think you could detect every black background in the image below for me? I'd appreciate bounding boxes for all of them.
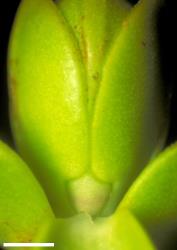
[0,0,20,143]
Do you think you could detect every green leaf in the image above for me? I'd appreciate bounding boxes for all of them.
[0,141,54,244]
[91,0,168,215]
[120,143,177,227]
[33,210,155,250]
[8,0,88,217]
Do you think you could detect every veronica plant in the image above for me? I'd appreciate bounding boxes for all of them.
[0,0,176,249]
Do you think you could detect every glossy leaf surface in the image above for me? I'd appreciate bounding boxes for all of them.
[120,143,177,227]
[8,0,89,216]
[8,0,167,217]
[0,141,54,244]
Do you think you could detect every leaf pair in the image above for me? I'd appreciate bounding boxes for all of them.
[1,139,177,248]
[32,142,177,248]
[0,137,155,248]
[0,140,155,249]
[8,0,168,217]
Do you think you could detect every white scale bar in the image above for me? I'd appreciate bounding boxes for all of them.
[3,243,54,248]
